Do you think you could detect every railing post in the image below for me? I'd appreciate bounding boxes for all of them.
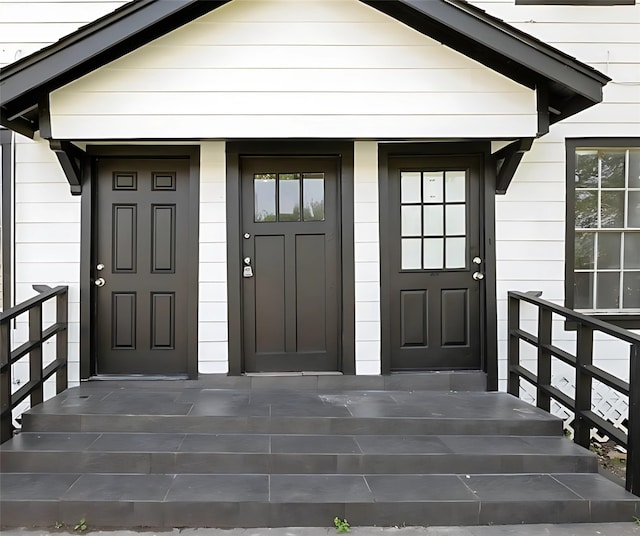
[627,344,640,494]
[56,290,68,394]
[29,304,43,407]
[537,307,552,413]
[507,294,520,397]
[0,318,11,443]
[574,323,593,449]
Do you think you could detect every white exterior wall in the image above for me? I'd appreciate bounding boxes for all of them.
[469,0,640,388]
[1,0,638,387]
[354,141,381,374]
[49,0,537,139]
[198,142,229,374]
[12,135,81,387]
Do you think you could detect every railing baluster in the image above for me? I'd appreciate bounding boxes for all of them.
[56,291,68,394]
[507,290,640,497]
[0,318,11,443]
[627,344,640,494]
[537,307,552,413]
[507,294,520,398]
[28,304,44,407]
[0,286,68,444]
[574,324,593,449]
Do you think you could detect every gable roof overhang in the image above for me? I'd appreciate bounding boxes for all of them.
[0,0,610,139]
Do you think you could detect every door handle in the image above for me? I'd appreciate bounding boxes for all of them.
[242,257,253,278]
[472,272,484,281]
[95,277,106,287]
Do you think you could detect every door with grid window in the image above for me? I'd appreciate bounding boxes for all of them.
[387,156,483,371]
[240,157,340,372]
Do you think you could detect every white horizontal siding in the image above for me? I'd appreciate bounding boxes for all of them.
[198,142,228,375]
[471,0,640,390]
[354,141,381,375]
[50,0,537,139]
[9,135,81,387]
[52,115,536,140]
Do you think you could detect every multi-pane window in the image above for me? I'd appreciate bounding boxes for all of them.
[400,170,467,270]
[572,147,640,312]
[254,172,325,223]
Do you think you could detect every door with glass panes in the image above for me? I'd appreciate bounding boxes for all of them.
[386,156,483,371]
[241,157,340,372]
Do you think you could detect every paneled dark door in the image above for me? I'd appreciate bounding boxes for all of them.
[387,156,483,370]
[95,158,190,375]
[241,157,340,372]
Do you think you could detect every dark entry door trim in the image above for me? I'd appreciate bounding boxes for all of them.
[378,142,498,390]
[226,141,355,376]
[80,145,200,380]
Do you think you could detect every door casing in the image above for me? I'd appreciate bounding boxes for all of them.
[80,146,200,379]
[378,142,498,389]
[226,141,355,375]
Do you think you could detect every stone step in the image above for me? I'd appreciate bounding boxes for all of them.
[1,472,637,527]
[0,433,598,474]
[84,371,488,392]
[20,390,562,436]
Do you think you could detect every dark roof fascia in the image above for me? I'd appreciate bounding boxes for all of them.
[361,0,610,117]
[0,0,230,119]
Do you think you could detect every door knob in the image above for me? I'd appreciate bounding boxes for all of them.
[94,277,106,287]
[472,272,484,281]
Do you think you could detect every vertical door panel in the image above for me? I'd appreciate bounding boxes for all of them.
[112,205,136,272]
[151,205,176,273]
[441,288,468,346]
[112,292,136,349]
[151,292,175,349]
[400,290,428,347]
[296,234,326,353]
[254,235,286,354]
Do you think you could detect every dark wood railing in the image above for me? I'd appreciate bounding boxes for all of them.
[0,285,68,443]
[508,290,640,495]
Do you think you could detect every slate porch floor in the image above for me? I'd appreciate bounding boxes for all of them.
[1,375,639,528]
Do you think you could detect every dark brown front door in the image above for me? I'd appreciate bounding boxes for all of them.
[386,155,483,371]
[95,158,191,375]
[241,157,340,372]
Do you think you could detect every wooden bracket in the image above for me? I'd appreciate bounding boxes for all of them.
[494,138,534,195]
[49,140,86,195]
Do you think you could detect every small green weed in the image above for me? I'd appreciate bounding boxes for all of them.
[54,522,64,529]
[334,517,351,533]
[633,516,640,526]
[74,518,87,532]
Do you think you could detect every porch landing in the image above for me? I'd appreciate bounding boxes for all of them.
[1,372,638,528]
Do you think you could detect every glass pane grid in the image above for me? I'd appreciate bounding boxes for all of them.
[574,148,640,311]
[254,172,325,223]
[400,170,467,271]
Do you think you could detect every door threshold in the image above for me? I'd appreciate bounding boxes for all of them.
[244,372,343,377]
[87,374,189,381]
